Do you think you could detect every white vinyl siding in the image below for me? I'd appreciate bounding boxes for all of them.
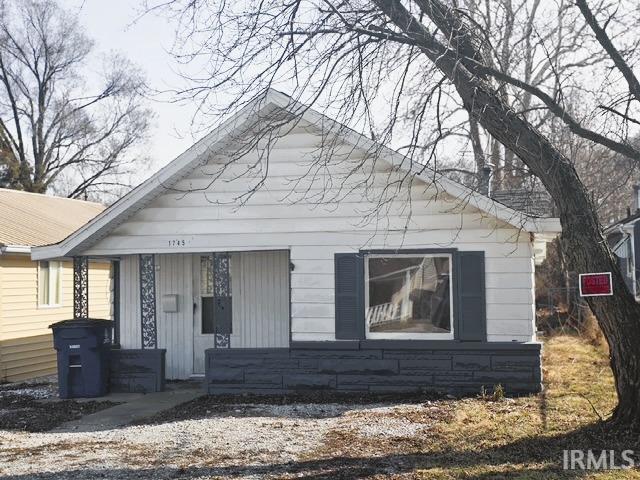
[156,253,194,379]
[119,251,290,379]
[95,123,536,344]
[231,250,289,348]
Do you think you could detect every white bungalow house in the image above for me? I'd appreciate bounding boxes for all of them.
[33,90,561,395]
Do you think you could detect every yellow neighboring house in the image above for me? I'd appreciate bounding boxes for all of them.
[0,188,112,382]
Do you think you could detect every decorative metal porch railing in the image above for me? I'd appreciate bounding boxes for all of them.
[73,256,89,319]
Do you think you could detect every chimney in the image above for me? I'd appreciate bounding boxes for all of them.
[634,184,640,212]
[479,166,492,196]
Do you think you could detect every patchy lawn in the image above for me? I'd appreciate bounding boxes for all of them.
[308,335,638,479]
[0,335,638,479]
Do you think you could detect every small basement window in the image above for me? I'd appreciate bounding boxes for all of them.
[365,254,453,339]
[38,260,62,307]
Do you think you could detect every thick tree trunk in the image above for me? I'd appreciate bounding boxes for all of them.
[375,0,640,428]
[458,69,640,429]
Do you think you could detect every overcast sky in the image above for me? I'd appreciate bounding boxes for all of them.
[59,0,200,174]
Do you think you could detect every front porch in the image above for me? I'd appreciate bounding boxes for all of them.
[70,250,291,393]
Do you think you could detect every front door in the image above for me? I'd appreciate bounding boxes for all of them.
[192,253,232,374]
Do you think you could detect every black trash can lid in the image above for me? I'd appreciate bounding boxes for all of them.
[49,318,113,329]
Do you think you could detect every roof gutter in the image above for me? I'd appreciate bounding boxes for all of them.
[0,244,32,255]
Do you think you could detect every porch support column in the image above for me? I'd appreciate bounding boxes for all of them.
[213,252,232,349]
[139,254,157,349]
[73,256,89,319]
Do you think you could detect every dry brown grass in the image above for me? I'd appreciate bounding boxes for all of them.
[308,335,640,479]
[581,310,609,351]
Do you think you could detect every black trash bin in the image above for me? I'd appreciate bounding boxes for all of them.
[50,319,113,399]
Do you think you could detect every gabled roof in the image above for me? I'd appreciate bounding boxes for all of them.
[0,188,104,251]
[606,210,640,231]
[32,89,561,260]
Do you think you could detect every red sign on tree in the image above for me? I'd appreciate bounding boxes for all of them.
[579,272,613,297]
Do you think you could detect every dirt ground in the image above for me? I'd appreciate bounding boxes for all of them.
[0,381,117,433]
[0,336,638,479]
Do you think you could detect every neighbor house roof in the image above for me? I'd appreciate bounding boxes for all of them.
[491,189,555,218]
[32,89,561,261]
[606,210,640,230]
[0,188,104,251]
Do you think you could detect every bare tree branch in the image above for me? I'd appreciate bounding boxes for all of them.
[575,0,640,104]
[0,0,152,200]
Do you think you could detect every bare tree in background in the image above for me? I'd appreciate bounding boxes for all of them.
[566,133,639,225]
[152,0,640,427]
[455,0,610,190]
[0,0,151,200]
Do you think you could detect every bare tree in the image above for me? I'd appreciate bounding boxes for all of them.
[0,0,151,200]
[574,139,639,225]
[152,0,640,428]
[446,0,611,190]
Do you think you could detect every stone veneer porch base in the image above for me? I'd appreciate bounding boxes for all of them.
[204,341,542,395]
[109,348,166,393]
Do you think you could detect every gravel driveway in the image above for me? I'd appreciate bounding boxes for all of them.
[0,399,445,479]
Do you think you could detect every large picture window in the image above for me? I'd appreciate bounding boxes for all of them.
[365,254,453,339]
[38,260,62,307]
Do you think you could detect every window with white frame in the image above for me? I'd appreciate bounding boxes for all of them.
[38,260,62,306]
[365,254,453,339]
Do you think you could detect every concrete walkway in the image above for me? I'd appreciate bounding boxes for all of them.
[52,388,202,433]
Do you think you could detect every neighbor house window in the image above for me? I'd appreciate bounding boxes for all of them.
[626,239,634,276]
[38,261,62,306]
[365,254,453,339]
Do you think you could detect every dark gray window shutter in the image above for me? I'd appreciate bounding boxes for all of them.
[456,251,487,341]
[334,253,364,339]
